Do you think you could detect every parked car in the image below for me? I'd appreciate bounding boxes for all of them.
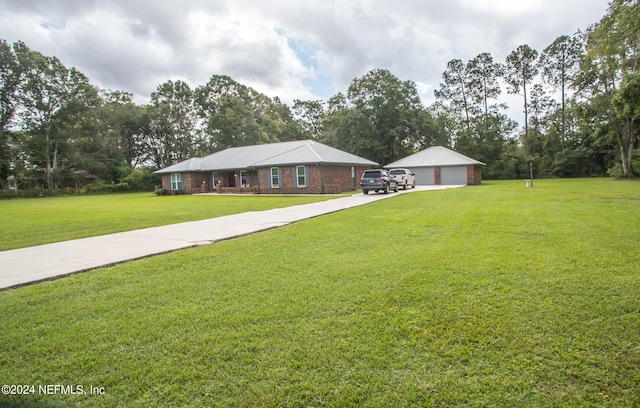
[360,169,398,194]
[389,168,416,190]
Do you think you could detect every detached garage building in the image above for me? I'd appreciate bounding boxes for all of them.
[385,146,485,186]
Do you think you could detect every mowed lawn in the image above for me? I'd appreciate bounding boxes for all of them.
[0,193,337,251]
[0,179,639,407]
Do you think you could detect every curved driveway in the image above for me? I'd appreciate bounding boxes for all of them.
[0,185,461,290]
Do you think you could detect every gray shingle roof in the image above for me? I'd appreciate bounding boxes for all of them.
[154,158,202,174]
[155,140,378,174]
[384,146,485,168]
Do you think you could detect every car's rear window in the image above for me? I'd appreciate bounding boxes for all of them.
[363,171,382,177]
[390,170,404,175]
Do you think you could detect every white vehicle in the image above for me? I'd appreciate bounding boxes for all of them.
[389,168,416,190]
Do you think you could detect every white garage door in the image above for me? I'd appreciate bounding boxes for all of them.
[441,166,468,185]
[411,167,435,185]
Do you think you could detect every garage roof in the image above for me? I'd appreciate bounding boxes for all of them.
[385,146,485,168]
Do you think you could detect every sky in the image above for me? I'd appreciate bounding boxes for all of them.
[0,0,610,118]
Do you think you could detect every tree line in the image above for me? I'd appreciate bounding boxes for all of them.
[433,0,639,180]
[0,0,638,192]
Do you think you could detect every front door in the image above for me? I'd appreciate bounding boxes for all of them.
[227,172,236,187]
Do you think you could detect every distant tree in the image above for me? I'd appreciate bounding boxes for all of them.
[527,84,556,158]
[612,71,640,176]
[505,44,540,160]
[434,59,475,134]
[76,90,142,183]
[342,69,426,165]
[321,92,352,149]
[194,74,295,151]
[251,94,287,144]
[126,105,153,168]
[467,52,505,131]
[434,53,515,177]
[0,40,24,189]
[415,108,450,150]
[456,111,518,179]
[15,43,98,189]
[427,101,464,147]
[539,34,584,151]
[149,80,196,168]
[267,97,290,140]
[583,0,640,177]
[292,99,326,140]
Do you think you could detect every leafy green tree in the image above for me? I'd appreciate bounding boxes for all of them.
[339,69,427,165]
[119,104,152,168]
[202,92,259,150]
[415,108,450,150]
[425,103,457,147]
[583,0,639,177]
[149,80,196,168]
[251,94,287,144]
[194,74,293,151]
[455,112,517,179]
[574,31,622,175]
[72,90,144,183]
[0,40,24,190]
[292,99,326,140]
[195,75,247,151]
[324,104,378,163]
[268,97,307,142]
[15,43,98,189]
[612,71,640,176]
[505,44,540,160]
[321,92,352,150]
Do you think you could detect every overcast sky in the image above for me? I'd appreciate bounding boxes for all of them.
[1,0,609,115]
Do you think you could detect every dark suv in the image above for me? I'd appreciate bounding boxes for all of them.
[360,169,398,194]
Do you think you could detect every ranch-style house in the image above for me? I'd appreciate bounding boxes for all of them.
[155,140,378,194]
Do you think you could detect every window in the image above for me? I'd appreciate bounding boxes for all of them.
[296,166,306,187]
[270,167,280,188]
[170,173,183,190]
[240,170,248,187]
[212,172,219,189]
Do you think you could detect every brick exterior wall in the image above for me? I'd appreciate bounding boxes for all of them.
[161,173,209,194]
[466,165,482,185]
[162,164,479,192]
[162,164,373,195]
[161,174,169,191]
[258,164,371,194]
[185,173,209,193]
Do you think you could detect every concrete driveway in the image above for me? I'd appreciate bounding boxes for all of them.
[0,185,461,290]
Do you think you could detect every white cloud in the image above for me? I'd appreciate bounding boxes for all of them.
[415,81,434,107]
[0,0,610,123]
[461,0,545,16]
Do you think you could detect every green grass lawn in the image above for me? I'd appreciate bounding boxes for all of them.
[1,179,639,407]
[0,193,337,251]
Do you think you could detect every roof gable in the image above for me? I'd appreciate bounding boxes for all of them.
[153,158,202,174]
[385,146,485,168]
